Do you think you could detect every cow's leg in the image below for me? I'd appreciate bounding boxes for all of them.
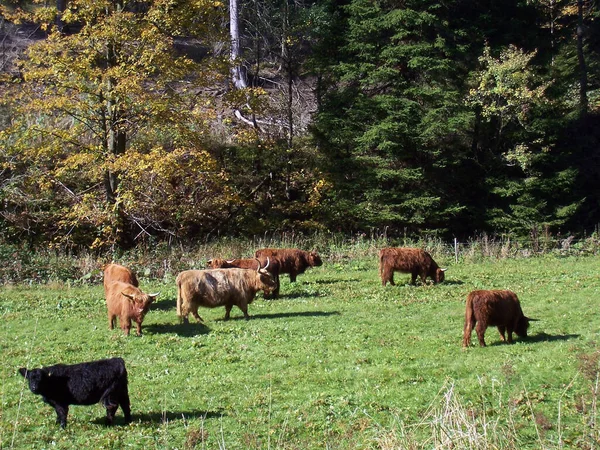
[239,300,250,320]
[224,303,233,320]
[272,274,280,297]
[411,272,418,285]
[120,317,131,336]
[506,327,514,344]
[419,272,427,284]
[135,320,142,336]
[475,322,487,347]
[50,402,69,428]
[497,326,507,342]
[190,304,203,323]
[120,393,132,424]
[104,395,118,425]
[289,272,297,282]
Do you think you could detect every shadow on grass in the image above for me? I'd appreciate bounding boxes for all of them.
[484,332,580,347]
[221,310,341,321]
[144,322,211,337]
[280,291,324,300]
[441,280,464,286]
[526,332,580,344]
[151,298,177,312]
[312,278,361,285]
[134,409,224,424]
[92,410,223,426]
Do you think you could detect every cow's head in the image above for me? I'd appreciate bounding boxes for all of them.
[18,367,47,394]
[435,268,447,283]
[516,315,538,338]
[122,291,159,318]
[308,251,323,267]
[207,258,237,269]
[257,258,276,293]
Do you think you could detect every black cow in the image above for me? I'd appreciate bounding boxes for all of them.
[18,357,131,428]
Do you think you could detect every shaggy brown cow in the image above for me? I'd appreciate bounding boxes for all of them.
[105,281,158,336]
[103,263,139,293]
[254,248,322,283]
[206,257,281,298]
[462,289,536,347]
[176,262,276,322]
[379,247,446,286]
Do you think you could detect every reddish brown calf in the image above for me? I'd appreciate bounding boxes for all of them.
[103,263,139,293]
[463,289,536,347]
[254,248,322,283]
[379,247,446,286]
[105,281,158,336]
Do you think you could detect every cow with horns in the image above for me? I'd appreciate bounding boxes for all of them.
[177,258,276,322]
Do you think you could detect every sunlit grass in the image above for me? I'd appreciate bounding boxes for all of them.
[1,252,599,448]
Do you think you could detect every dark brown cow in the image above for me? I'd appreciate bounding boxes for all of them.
[254,248,322,283]
[103,263,139,293]
[176,261,276,322]
[379,247,446,286]
[206,257,281,298]
[462,289,536,347]
[105,281,158,336]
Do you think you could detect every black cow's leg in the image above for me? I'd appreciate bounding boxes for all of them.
[52,403,69,428]
[105,404,118,425]
[120,389,132,424]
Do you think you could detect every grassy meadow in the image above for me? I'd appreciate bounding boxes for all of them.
[1,242,600,449]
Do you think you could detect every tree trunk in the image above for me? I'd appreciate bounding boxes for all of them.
[576,0,588,116]
[230,0,247,89]
[56,0,68,32]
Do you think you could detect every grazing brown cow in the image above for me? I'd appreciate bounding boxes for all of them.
[206,257,281,298]
[254,248,322,283]
[176,262,276,322]
[462,289,536,347]
[103,263,139,293]
[379,247,446,286]
[105,281,158,336]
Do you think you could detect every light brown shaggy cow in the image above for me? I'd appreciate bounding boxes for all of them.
[206,257,281,298]
[176,262,276,322]
[105,281,158,336]
[103,263,139,293]
[463,289,536,347]
[254,248,322,283]
[378,247,446,286]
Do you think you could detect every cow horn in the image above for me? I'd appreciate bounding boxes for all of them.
[149,292,160,298]
[207,259,213,264]
[121,292,135,301]
[441,268,448,272]
[264,257,270,270]
[527,317,539,322]
[226,259,236,264]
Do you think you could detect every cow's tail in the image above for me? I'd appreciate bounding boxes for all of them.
[378,250,384,279]
[462,293,475,347]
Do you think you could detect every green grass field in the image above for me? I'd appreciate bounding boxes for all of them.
[1,252,599,449]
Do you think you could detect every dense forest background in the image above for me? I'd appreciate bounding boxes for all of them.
[0,0,598,250]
